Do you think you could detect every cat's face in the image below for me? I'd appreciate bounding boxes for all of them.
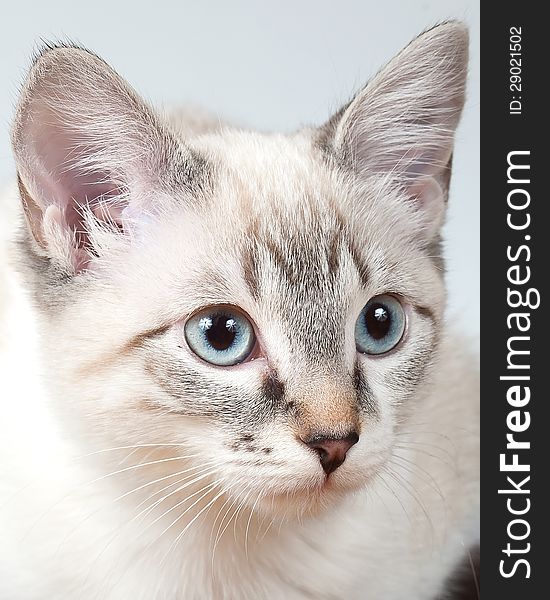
[12,23,467,519]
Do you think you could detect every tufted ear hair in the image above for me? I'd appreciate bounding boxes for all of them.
[12,44,204,273]
[320,22,468,238]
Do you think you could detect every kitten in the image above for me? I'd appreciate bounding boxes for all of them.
[0,22,479,599]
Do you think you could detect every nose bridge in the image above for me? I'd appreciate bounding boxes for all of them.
[292,377,360,438]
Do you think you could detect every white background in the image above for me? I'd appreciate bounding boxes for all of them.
[0,0,479,341]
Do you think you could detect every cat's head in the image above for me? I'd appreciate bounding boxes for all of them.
[11,23,468,519]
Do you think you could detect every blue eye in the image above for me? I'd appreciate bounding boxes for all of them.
[355,295,406,355]
[184,307,256,366]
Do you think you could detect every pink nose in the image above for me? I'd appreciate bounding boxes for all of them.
[303,432,359,475]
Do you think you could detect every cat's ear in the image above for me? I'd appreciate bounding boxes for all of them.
[12,44,200,273]
[320,22,468,236]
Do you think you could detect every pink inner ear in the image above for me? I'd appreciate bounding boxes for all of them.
[51,175,127,251]
[62,178,126,229]
[407,176,446,236]
[91,200,125,231]
[24,106,129,254]
[410,176,443,205]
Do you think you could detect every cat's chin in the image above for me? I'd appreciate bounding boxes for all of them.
[250,474,367,520]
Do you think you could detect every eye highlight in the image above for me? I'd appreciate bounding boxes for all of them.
[355,295,406,355]
[184,307,256,366]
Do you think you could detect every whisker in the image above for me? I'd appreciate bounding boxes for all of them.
[56,463,218,564]
[138,468,219,530]
[394,439,455,465]
[21,453,203,543]
[153,481,219,544]
[114,462,214,506]
[78,443,189,458]
[233,488,254,545]
[169,486,226,553]
[209,496,232,566]
[390,452,446,503]
[86,455,202,487]
[211,485,249,562]
[467,546,480,600]
[254,499,273,544]
[88,470,219,595]
[377,469,414,530]
[156,485,229,579]
[244,490,262,559]
[257,494,278,543]
[130,462,218,514]
[395,426,454,445]
[99,478,221,595]
[383,466,436,545]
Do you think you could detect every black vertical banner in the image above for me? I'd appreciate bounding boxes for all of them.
[482,2,548,597]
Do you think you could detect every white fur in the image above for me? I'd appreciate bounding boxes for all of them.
[0,224,479,598]
[0,23,479,600]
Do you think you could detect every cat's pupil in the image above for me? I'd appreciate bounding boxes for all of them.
[200,315,237,351]
[364,304,391,340]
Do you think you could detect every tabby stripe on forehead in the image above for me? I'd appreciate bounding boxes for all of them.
[242,227,370,299]
[346,238,370,289]
[329,202,370,287]
[241,234,299,298]
[242,241,261,300]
